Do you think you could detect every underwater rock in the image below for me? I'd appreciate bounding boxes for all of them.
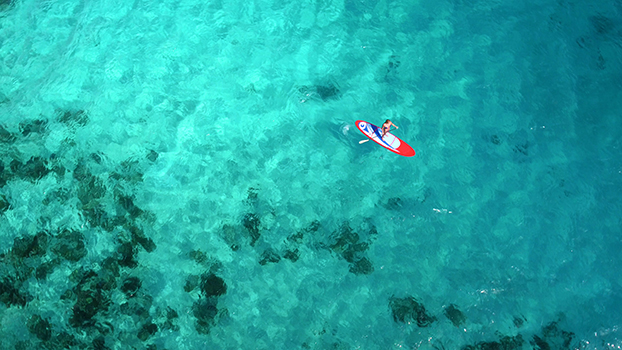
[167,307,179,319]
[384,55,401,82]
[283,249,299,262]
[463,335,524,350]
[184,274,199,292]
[42,187,71,206]
[119,292,153,321]
[502,336,526,350]
[90,152,104,164]
[259,248,281,265]
[55,332,80,349]
[137,322,158,341]
[315,83,340,101]
[20,119,47,136]
[82,206,124,231]
[0,277,28,307]
[288,220,321,244]
[158,306,180,331]
[330,223,359,253]
[387,55,401,73]
[590,14,614,35]
[77,175,106,206]
[51,229,86,262]
[102,257,120,278]
[444,304,466,327]
[386,197,402,210]
[94,321,115,336]
[70,287,110,328]
[119,302,149,320]
[146,150,159,162]
[531,335,550,350]
[534,321,576,349]
[368,223,378,236]
[12,231,48,259]
[597,52,606,70]
[189,250,210,265]
[0,194,8,212]
[306,220,320,233]
[81,206,108,230]
[129,225,156,252]
[112,159,145,183]
[298,83,340,102]
[513,143,528,156]
[60,288,73,301]
[48,158,67,178]
[73,268,115,291]
[342,242,368,263]
[0,162,8,187]
[193,297,219,334]
[247,187,258,202]
[27,315,52,341]
[200,273,227,298]
[490,134,502,145]
[72,161,90,182]
[10,157,50,181]
[389,296,436,327]
[118,241,138,268]
[120,277,142,297]
[242,213,261,246]
[513,315,526,328]
[118,195,144,219]
[221,224,241,251]
[510,129,529,157]
[288,231,305,244]
[0,125,16,143]
[349,257,374,275]
[36,258,61,280]
[327,222,376,274]
[58,110,89,126]
[92,336,109,350]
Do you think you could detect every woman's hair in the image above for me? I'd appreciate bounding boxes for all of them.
[385,119,391,123]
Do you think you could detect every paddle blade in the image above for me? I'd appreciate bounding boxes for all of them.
[359,139,370,144]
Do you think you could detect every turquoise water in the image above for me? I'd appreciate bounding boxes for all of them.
[1,0,621,348]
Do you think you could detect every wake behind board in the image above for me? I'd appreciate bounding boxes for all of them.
[356,120,415,157]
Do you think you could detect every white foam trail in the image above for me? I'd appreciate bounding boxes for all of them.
[341,123,351,135]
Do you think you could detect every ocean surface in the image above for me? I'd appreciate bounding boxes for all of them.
[1,0,621,348]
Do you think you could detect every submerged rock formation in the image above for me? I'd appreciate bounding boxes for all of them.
[328,222,376,275]
[389,296,436,327]
[444,304,466,327]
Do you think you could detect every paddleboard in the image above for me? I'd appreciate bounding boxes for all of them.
[356,120,415,157]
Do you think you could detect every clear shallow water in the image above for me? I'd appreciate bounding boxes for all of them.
[1,0,621,348]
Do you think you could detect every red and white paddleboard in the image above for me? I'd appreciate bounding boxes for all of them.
[356,120,415,157]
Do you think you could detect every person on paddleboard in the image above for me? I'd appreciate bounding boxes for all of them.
[381,119,398,137]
